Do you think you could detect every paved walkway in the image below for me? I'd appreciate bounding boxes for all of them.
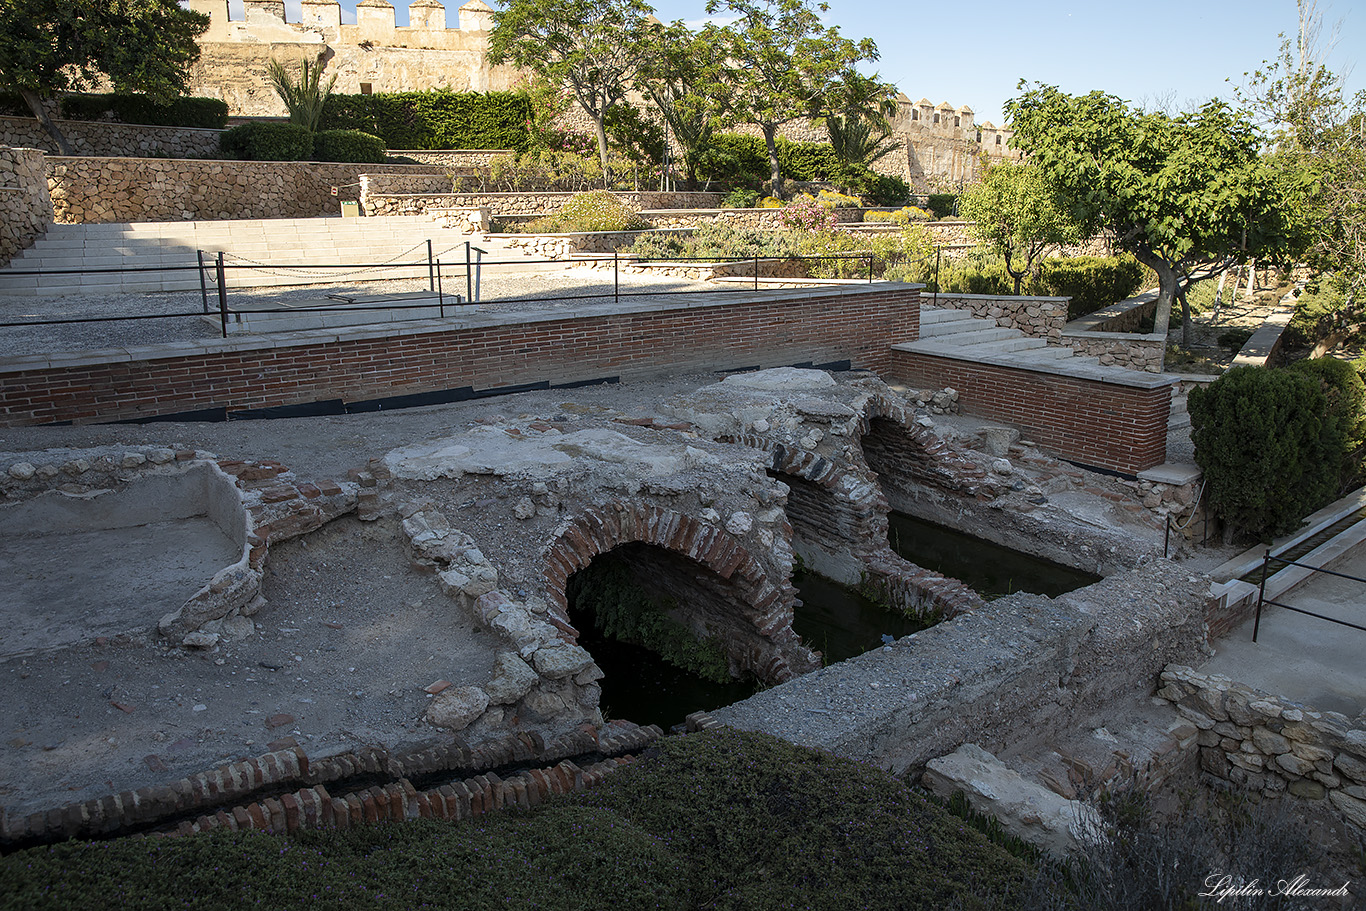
[1200,547,1366,718]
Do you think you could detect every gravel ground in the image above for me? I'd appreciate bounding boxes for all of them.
[0,266,710,355]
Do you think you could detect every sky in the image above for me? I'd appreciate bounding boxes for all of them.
[229,0,1364,127]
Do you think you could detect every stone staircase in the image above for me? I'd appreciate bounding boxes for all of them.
[911,306,1101,368]
[0,215,556,297]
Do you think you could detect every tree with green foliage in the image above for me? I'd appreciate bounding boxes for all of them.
[958,161,1082,295]
[0,0,209,156]
[1006,84,1309,348]
[1189,365,1342,541]
[1237,1,1365,330]
[266,57,336,134]
[706,0,882,199]
[488,0,655,184]
[633,19,729,189]
[822,68,901,170]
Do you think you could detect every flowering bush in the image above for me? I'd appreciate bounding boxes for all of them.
[779,195,838,232]
[817,188,862,207]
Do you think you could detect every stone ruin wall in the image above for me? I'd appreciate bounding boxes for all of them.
[0,146,52,267]
[0,116,224,160]
[1159,665,1366,829]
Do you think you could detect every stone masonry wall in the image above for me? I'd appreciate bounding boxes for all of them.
[46,156,460,223]
[0,284,920,426]
[1158,665,1366,829]
[0,146,52,267]
[0,116,224,159]
[927,293,1068,340]
[1064,335,1166,373]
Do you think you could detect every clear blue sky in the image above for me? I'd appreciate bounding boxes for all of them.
[237,0,1364,126]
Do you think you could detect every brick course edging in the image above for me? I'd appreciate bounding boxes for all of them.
[1,721,662,846]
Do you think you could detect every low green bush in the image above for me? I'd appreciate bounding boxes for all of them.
[311,128,387,163]
[1284,272,1354,349]
[1286,356,1366,491]
[1036,255,1145,319]
[219,121,313,161]
[59,93,228,129]
[1189,365,1342,540]
[524,190,646,233]
[721,187,758,208]
[925,193,958,219]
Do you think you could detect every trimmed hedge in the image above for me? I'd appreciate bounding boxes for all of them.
[0,729,1036,910]
[320,90,531,151]
[311,128,387,163]
[219,121,313,161]
[1036,254,1145,320]
[58,93,228,129]
[1189,364,1342,540]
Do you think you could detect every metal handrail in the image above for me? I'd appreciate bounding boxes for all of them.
[1252,549,1366,641]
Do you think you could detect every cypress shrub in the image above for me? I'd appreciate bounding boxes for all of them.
[219,121,313,161]
[1189,365,1340,540]
[311,128,387,163]
[1286,356,1366,492]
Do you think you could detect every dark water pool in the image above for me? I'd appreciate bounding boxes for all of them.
[887,511,1100,598]
[579,511,1100,730]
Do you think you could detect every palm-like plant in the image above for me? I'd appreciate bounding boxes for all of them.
[266,57,337,133]
[826,113,901,167]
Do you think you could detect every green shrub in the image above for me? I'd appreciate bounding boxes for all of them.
[311,128,387,163]
[797,229,901,279]
[59,93,228,128]
[320,90,532,151]
[1286,356,1366,491]
[0,91,30,116]
[1216,326,1255,351]
[524,190,646,233]
[627,232,690,261]
[863,209,898,223]
[721,187,758,208]
[1189,365,1342,540]
[219,121,313,161]
[926,193,958,219]
[1036,255,1145,319]
[1284,272,1354,349]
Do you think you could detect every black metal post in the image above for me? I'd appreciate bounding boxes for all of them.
[465,241,473,304]
[932,247,941,307]
[1252,548,1271,642]
[867,253,873,283]
[614,250,619,305]
[197,250,209,314]
[427,239,435,292]
[436,260,444,317]
[1164,518,1171,559]
[474,249,482,302]
[753,256,759,291]
[215,252,229,338]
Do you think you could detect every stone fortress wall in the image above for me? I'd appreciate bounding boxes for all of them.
[183,0,1017,190]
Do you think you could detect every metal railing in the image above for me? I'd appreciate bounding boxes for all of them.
[0,247,909,341]
[1251,549,1366,642]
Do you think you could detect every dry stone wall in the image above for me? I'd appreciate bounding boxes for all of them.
[361,188,726,218]
[1064,334,1166,373]
[0,116,222,159]
[928,293,1068,340]
[46,157,457,223]
[1158,665,1366,828]
[0,146,52,266]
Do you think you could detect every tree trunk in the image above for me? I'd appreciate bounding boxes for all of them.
[763,126,783,199]
[1133,248,1180,346]
[20,88,73,156]
[592,113,612,189]
[1178,287,1193,348]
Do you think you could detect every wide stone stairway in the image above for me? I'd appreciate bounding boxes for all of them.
[0,215,554,296]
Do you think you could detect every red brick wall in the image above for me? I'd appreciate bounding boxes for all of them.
[0,286,920,426]
[887,349,1172,475]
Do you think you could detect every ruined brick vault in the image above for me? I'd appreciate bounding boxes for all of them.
[1,368,1164,764]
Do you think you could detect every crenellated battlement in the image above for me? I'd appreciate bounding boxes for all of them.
[188,0,495,43]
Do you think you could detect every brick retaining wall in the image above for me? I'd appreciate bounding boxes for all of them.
[0,285,920,426]
[887,346,1174,474]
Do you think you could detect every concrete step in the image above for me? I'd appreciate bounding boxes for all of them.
[955,336,1048,354]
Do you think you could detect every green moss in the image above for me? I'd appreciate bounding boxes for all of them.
[568,559,733,683]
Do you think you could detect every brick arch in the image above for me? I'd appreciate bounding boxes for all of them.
[856,394,997,498]
[541,502,817,683]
